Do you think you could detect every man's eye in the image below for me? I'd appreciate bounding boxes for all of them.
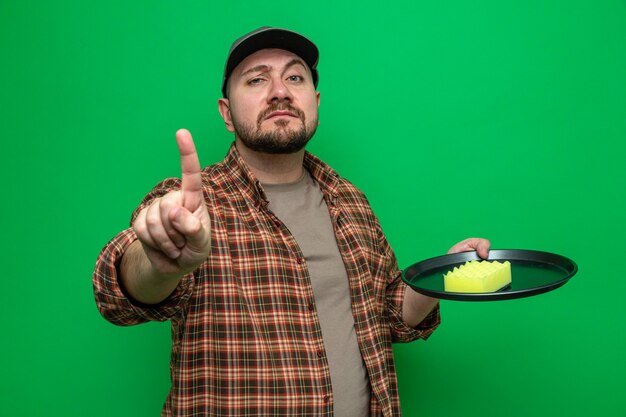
[287,75,303,82]
[248,77,264,85]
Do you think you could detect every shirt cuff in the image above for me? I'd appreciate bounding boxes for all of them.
[93,228,195,325]
[388,283,441,343]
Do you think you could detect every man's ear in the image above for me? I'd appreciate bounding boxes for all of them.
[317,92,321,125]
[218,98,235,132]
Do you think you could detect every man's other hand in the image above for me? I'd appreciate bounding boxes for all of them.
[447,237,491,259]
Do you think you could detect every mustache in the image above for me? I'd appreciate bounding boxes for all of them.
[257,103,305,125]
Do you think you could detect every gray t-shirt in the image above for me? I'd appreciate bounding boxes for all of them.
[263,171,371,417]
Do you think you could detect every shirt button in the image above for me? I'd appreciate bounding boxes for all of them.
[324,394,330,403]
[297,257,305,264]
[317,350,324,358]
[307,303,314,311]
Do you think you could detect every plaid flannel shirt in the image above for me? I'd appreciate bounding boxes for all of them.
[93,144,440,416]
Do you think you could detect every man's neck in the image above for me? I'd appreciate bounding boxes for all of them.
[235,138,306,185]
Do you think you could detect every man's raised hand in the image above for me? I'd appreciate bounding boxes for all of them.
[132,129,211,277]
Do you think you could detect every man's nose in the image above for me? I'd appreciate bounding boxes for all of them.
[267,77,293,102]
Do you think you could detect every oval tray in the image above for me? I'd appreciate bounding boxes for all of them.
[402,249,577,301]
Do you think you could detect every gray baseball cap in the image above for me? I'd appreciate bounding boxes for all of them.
[221,27,319,97]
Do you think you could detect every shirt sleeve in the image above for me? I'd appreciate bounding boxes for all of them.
[92,178,196,326]
[385,269,440,343]
[379,225,441,343]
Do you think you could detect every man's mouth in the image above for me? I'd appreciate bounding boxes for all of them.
[265,110,298,120]
[258,103,305,124]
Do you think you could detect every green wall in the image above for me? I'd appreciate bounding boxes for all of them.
[2,1,624,416]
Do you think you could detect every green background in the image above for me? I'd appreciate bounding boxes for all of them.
[1,1,625,416]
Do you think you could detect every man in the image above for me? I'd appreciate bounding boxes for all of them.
[93,27,490,416]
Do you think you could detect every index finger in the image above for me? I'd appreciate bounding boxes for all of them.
[176,128,203,211]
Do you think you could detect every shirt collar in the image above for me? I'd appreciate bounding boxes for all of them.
[221,143,341,207]
[303,150,341,202]
[222,143,268,208]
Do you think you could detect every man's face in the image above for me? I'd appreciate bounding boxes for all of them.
[219,48,320,154]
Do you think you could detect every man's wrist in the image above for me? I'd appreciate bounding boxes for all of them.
[119,240,185,304]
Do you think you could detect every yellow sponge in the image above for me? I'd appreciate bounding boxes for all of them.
[444,260,511,293]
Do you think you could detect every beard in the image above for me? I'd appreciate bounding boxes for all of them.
[232,102,318,154]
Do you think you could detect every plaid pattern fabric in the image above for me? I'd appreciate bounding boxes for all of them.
[93,144,440,417]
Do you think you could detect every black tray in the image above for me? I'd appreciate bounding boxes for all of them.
[402,249,577,301]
